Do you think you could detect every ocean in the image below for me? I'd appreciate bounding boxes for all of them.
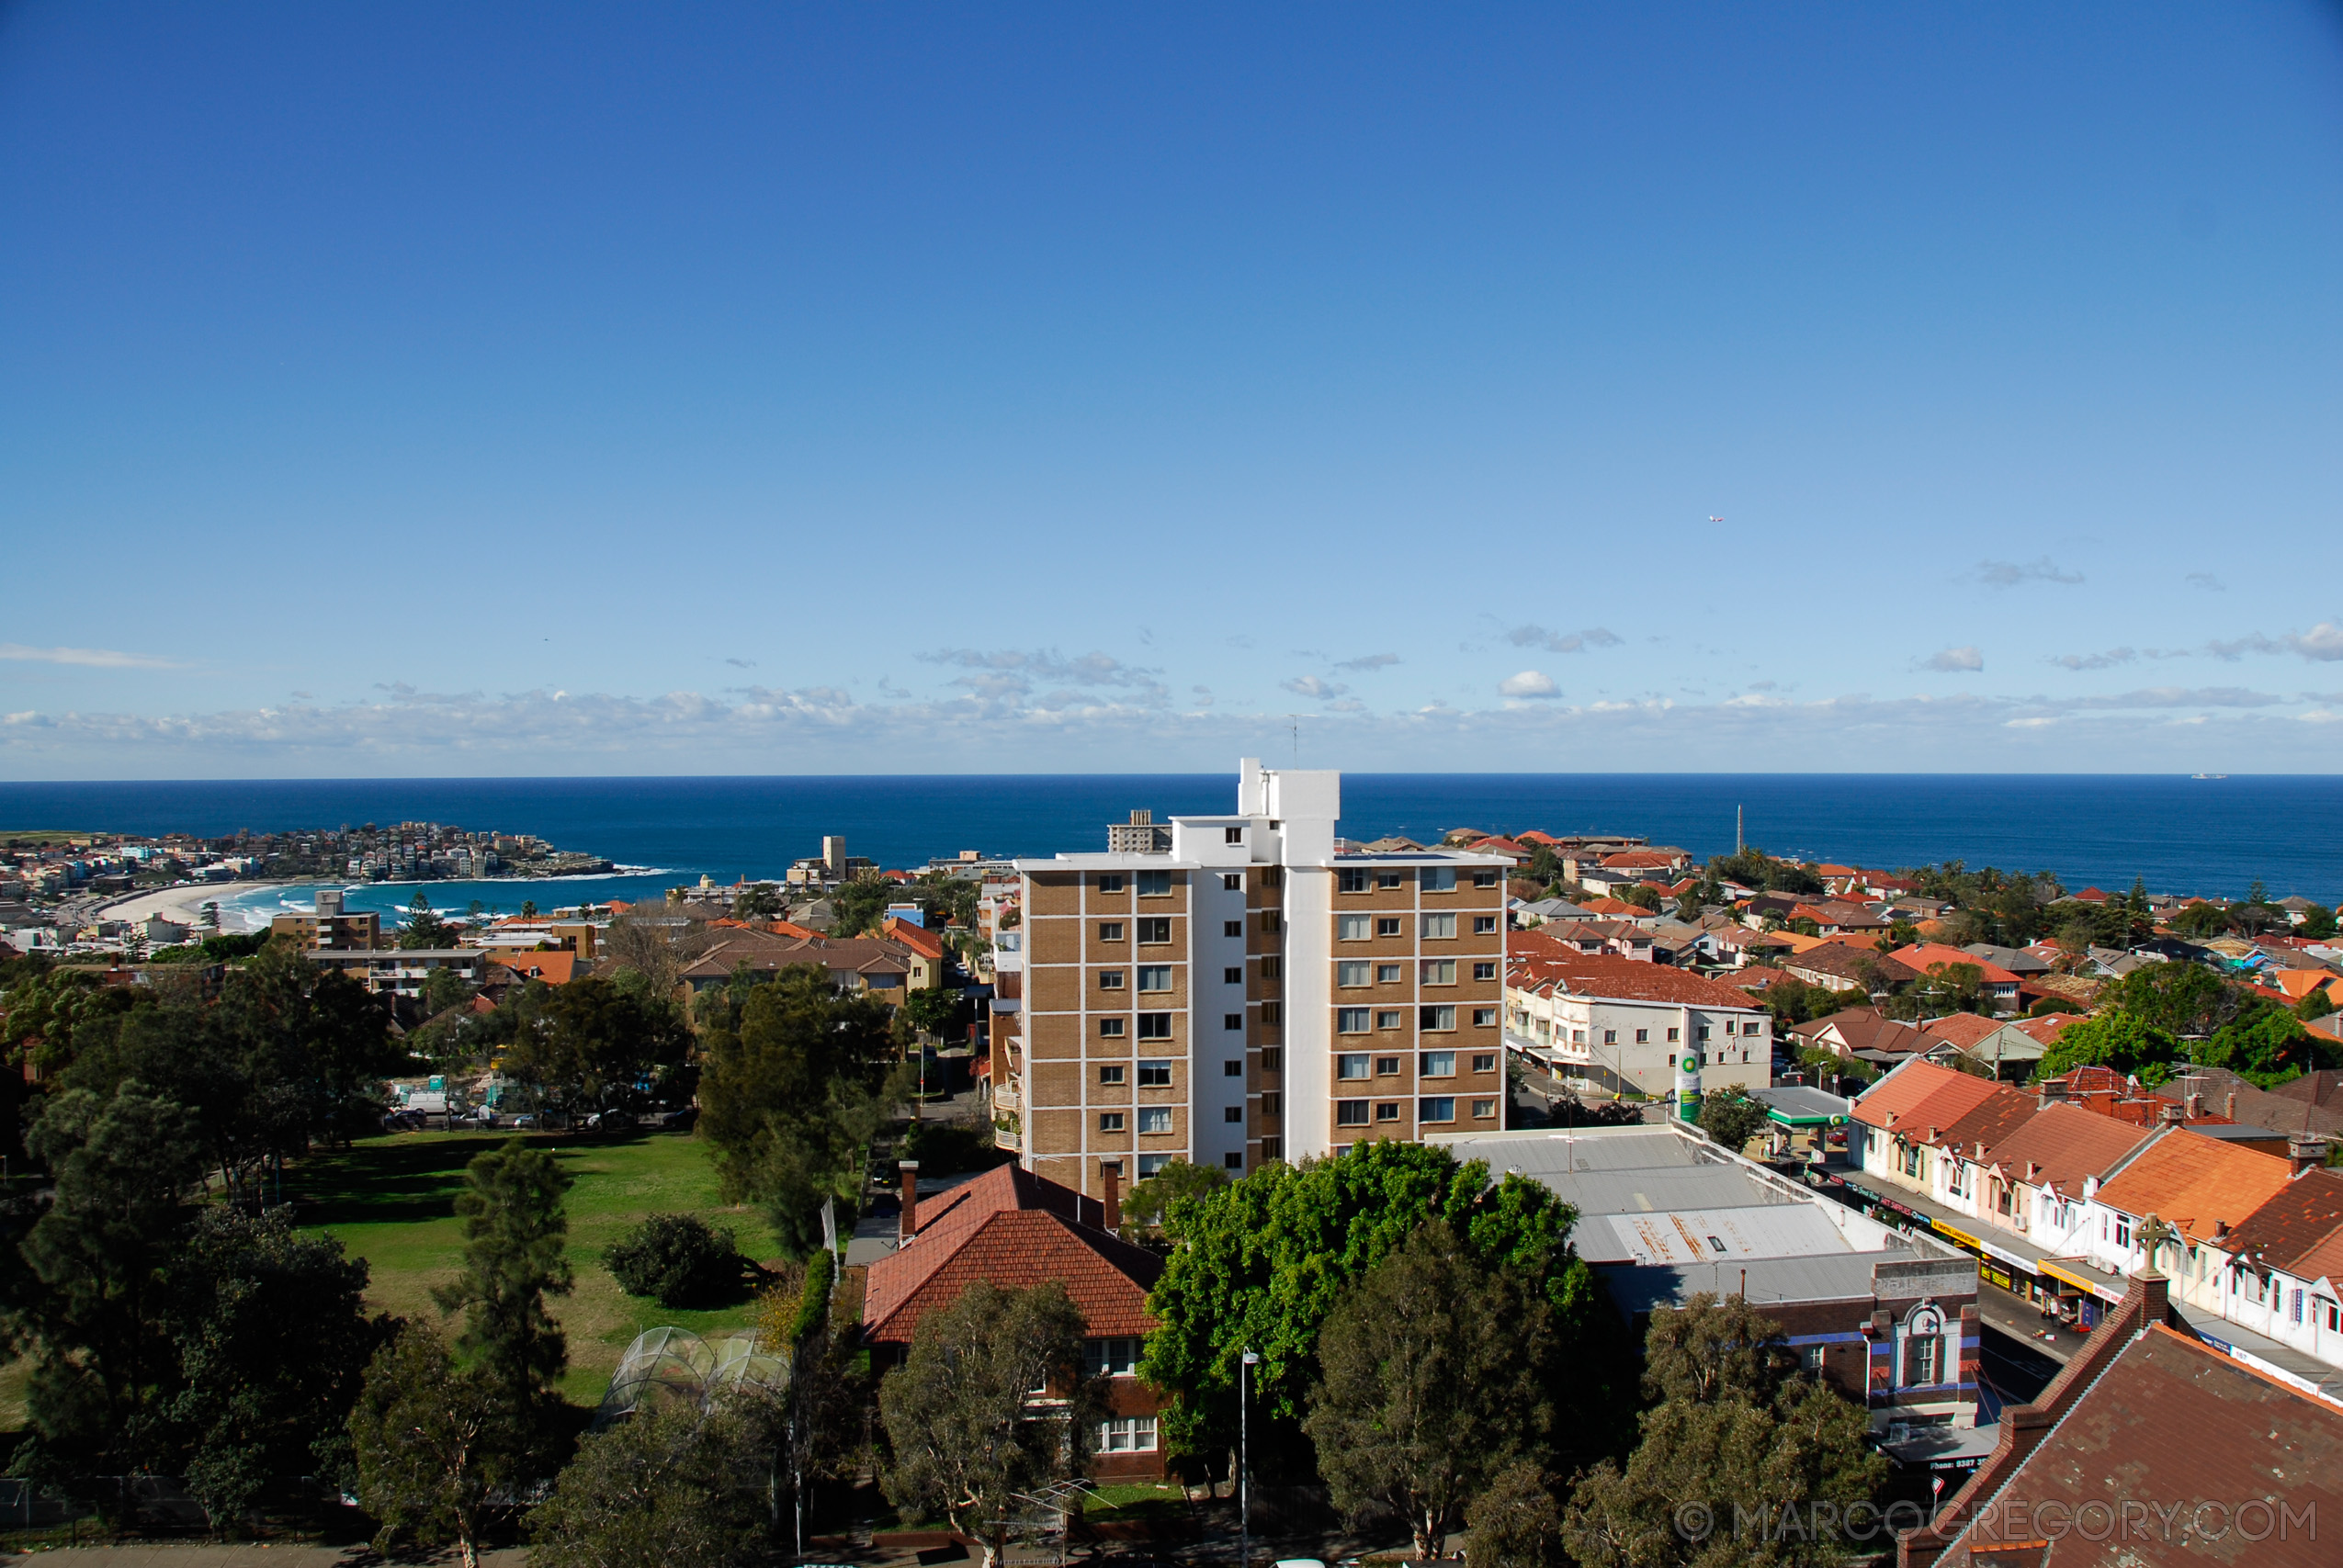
[4,774,2338,927]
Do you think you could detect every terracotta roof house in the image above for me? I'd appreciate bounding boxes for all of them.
[2091,1128,2294,1250]
[489,950,579,986]
[1780,942,1917,997]
[2157,1066,2343,1141]
[1981,1101,2156,1206]
[1854,1059,2006,1145]
[1891,943,2023,1015]
[2274,1070,2343,1111]
[1901,1282,2343,1568]
[1793,1006,1930,1061]
[676,929,914,999]
[859,1162,1169,1478]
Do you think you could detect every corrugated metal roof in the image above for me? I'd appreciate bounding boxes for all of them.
[1604,1248,1916,1314]
[1604,1203,1856,1266]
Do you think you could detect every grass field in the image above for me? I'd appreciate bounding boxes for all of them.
[290,1128,785,1406]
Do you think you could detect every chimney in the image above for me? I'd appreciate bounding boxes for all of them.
[1101,1161,1123,1232]
[2159,1102,2185,1126]
[897,1159,921,1244]
[2038,1077,2068,1108]
[2186,1092,2203,1119]
[2212,1218,2231,1247]
[2289,1135,2329,1178]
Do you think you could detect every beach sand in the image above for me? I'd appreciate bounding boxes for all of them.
[97,881,293,929]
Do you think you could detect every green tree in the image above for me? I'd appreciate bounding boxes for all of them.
[165,1208,394,1528]
[399,890,457,950]
[2036,1010,2178,1080]
[2194,1007,2335,1087]
[697,964,904,1258]
[827,876,891,938]
[2299,904,2338,941]
[16,1083,206,1467]
[217,941,403,1148]
[878,1280,1100,1568]
[348,1325,525,1568]
[605,1213,745,1308]
[1119,1157,1229,1234]
[1140,1141,1615,1479]
[528,1387,785,1568]
[1706,848,1824,897]
[2169,901,2228,939]
[2105,962,2254,1038]
[520,898,539,920]
[2296,988,2337,1023]
[1467,1461,1569,1568]
[431,1141,574,1435]
[1696,1089,1770,1153]
[503,974,692,1121]
[1561,1295,1884,1568]
[733,883,784,920]
[1304,1221,1556,1556]
[1618,883,1663,912]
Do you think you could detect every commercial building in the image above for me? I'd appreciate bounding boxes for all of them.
[305,946,486,998]
[996,760,1509,1202]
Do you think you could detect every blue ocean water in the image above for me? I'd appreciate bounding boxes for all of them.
[3,774,2338,909]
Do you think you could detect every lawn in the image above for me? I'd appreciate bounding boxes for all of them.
[289,1128,785,1406]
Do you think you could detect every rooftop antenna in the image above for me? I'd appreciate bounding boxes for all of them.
[1286,715,1301,763]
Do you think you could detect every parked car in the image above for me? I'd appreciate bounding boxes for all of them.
[658,1107,698,1131]
[512,1112,538,1129]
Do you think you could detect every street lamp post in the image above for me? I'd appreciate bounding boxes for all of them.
[1239,1349,1259,1568]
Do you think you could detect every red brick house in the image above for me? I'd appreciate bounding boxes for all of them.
[858,1161,1169,1478]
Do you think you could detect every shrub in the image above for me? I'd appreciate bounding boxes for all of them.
[605,1213,744,1308]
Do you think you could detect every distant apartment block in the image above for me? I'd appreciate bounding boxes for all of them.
[269,888,381,951]
[996,760,1509,1203]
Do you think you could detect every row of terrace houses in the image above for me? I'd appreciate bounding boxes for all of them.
[1849,1057,2343,1399]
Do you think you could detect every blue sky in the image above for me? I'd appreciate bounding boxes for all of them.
[3,3,2340,777]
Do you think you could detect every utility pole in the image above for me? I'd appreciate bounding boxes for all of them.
[1239,1348,1259,1568]
[1736,804,1744,856]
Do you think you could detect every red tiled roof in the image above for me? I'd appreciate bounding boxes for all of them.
[1599,850,1681,870]
[861,1164,1162,1345]
[882,917,946,961]
[1929,1084,2040,1158]
[1578,897,1645,917]
[1851,1058,2002,1134]
[1919,1012,2012,1051]
[2220,1168,2343,1273]
[1516,830,1562,847]
[1981,1101,2155,1197]
[2093,1128,2293,1245]
[1508,953,1762,1010]
[1891,942,2020,985]
[489,950,578,985]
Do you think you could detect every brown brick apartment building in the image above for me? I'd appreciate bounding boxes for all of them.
[997,761,1511,1202]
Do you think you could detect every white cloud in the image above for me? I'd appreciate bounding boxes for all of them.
[2186,571,2225,592]
[1332,652,1401,672]
[1505,626,1622,655]
[1975,558,2084,589]
[2051,648,2135,671]
[0,642,181,670]
[2203,623,2343,663]
[1919,647,1985,673]
[1281,675,1349,700]
[1500,670,1559,698]
[919,646,1170,705]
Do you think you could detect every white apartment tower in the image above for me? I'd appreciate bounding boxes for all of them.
[996,760,1511,1202]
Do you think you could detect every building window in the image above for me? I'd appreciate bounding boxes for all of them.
[1137,1154,1172,1177]
[1697,1024,1712,1040]
[1099,1065,1126,1085]
[1339,868,1370,893]
[1573,1028,1588,1045]
[1421,1097,1456,1122]
[1138,964,1172,991]
[1225,1012,1243,1030]
[1098,1018,1126,1038]
[1472,1053,1496,1073]
[1099,1112,1126,1132]
[1635,1028,1649,1043]
[1743,1021,1761,1036]
[1338,1007,1372,1033]
[1224,1106,1243,1123]
[1602,1029,1618,1044]
[1472,1098,1497,1119]
[1421,1050,1456,1077]
[1804,1345,1826,1371]
[1223,1151,1243,1168]
[1421,960,1457,986]
[1085,1337,1140,1378]
[1376,870,1403,889]
[1099,970,1126,989]
[1098,874,1126,894]
[1138,1059,1172,1088]
[1261,1047,1281,1071]
[1338,914,1371,941]
[1473,961,1497,982]
[1099,921,1125,942]
[1903,1335,1940,1388]
[1137,871,1172,896]
[1375,916,1403,938]
[1375,1055,1402,1076]
[1375,962,1404,983]
[1421,867,1457,892]
[1667,1027,1681,1043]
[1376,1009,1405,1029]
[1474,915,1499,935]
[1337,1053,1371,1080]
[1262,1136,1283,1158]
[1223,965,1243,985]
[1338,961,1370,987]
[1422,913,1457,940]
[1138,1013,1172,1040]
[1138,918,1172,943]
[1224,1058,1244,1077]
[1138,1107,1172,1134]
[1421,1005,1457,1032]
[1225,828,1245,846]
[1224,919,1243,937]
[1260,956,1281,980]
[1336,1100,1370,1125]
[1375,1102,1401,1122]
[1262,1092,1280,1114]
[1261,1001,1280,1025]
